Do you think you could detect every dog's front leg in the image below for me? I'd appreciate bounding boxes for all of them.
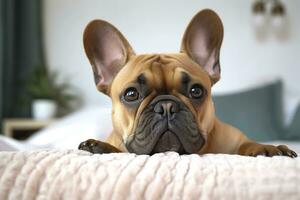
[78,139,122,154]
[211,120,297,158]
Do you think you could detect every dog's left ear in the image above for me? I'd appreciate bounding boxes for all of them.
[181,9,224,84]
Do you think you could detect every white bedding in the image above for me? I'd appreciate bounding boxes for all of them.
[0,150,300,200]
[26,106,112,149]
[0,106,112,151]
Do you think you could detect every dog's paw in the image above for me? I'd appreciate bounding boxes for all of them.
[239,143,297,158]
[78,139,121,154]
[78,139,103,153]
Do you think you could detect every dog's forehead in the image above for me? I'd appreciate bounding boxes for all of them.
[113,53,212,91]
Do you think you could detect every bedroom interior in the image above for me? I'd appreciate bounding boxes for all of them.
[0,0,300,199]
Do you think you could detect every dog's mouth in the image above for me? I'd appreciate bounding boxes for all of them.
[151,130,186,155]
[126,119,204,155]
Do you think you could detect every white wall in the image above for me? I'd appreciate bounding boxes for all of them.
[43,0,300,107]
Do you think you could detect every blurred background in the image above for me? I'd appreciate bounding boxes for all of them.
[1,0,300,149]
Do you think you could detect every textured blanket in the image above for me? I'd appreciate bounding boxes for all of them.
[0,150,299,200]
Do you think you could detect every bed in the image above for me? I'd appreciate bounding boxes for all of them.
[0,106,300,200]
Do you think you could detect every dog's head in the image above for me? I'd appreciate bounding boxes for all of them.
[84,9,223,154]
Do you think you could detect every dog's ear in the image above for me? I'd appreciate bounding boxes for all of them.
[83,20,135,94]
[181,9,223,84]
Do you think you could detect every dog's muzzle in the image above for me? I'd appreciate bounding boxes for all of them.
[126,95,204,155]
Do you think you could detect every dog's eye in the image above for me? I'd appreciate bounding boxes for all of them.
[189,84,203,99]
[124,87,139,101]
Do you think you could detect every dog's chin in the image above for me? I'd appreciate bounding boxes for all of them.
[150,131,186,155]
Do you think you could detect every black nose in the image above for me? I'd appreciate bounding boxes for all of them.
[154,100,179,118]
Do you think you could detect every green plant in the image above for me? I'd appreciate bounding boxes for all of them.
[26,65,79,116]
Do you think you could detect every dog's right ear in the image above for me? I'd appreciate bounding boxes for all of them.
[83,20,135,94]
[181,9,223,85]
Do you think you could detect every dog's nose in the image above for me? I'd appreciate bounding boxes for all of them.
[154,100,179,118]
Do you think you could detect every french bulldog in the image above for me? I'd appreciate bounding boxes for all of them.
[78,9,297,157]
